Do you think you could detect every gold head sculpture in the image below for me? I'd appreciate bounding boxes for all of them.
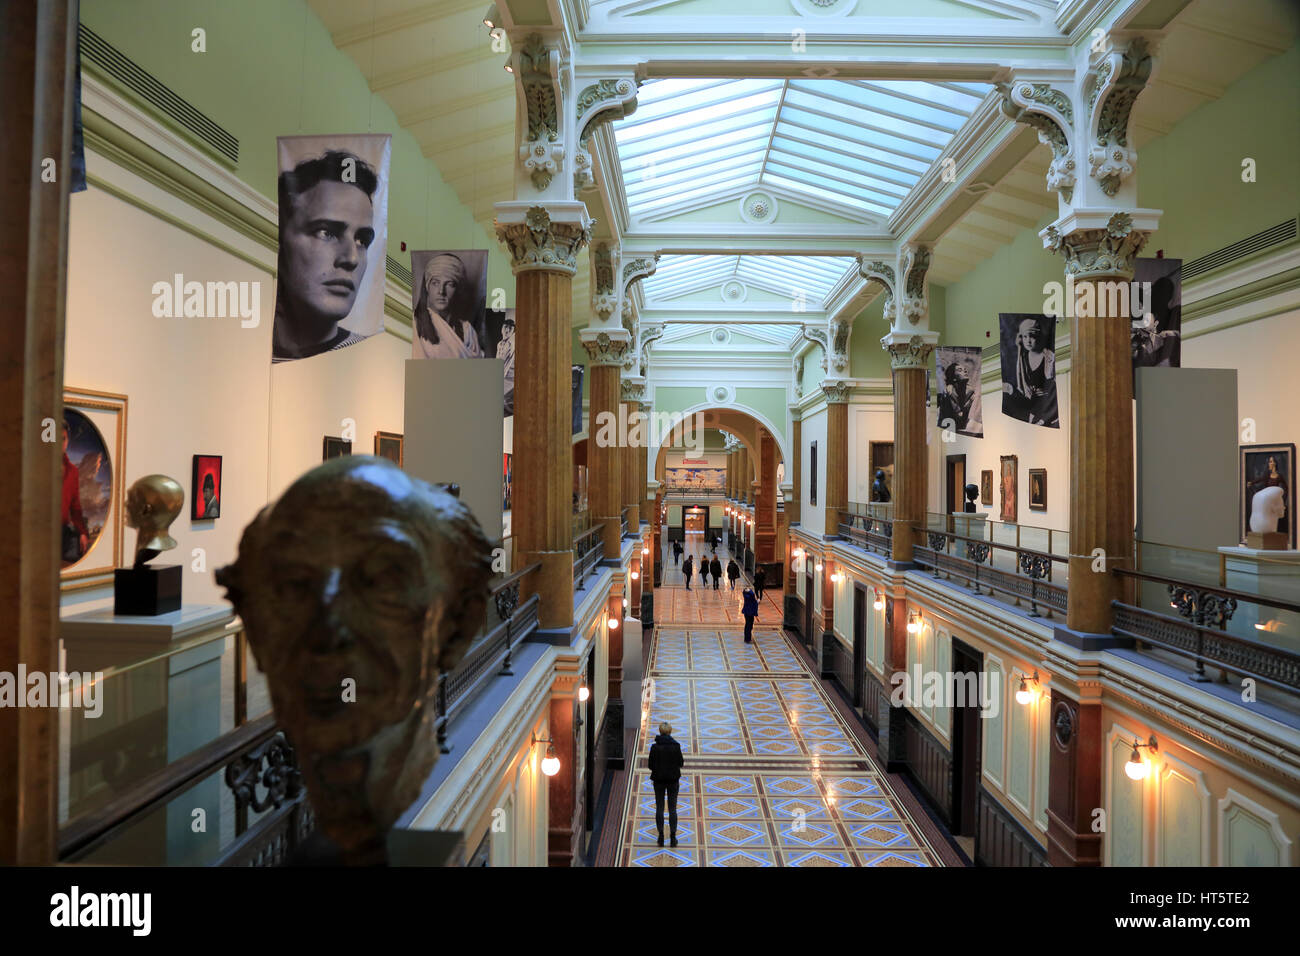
[125,475,185,568]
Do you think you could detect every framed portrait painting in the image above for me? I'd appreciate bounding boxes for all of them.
[374,431,403,467]
[1028,468,1047,512]
[191,455,222,519]
[999,455,1018,524]
[981,469,993,506]
[1240,443,1295,547]
[61,388,127,592]
[323,436,352,461]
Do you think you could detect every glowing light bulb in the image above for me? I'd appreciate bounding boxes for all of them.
[1015,676,1032,705]
[1124,746,1148,781]
[578,683,590,703]
[631,570,639,580]
[609,617,619,629]
[541,746,560,777]
[873,598,884,611]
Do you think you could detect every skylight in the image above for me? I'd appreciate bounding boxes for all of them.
[642,254,853,307]
[614,78,989,221]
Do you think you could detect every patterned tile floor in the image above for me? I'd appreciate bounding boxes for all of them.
[613,559,946,867]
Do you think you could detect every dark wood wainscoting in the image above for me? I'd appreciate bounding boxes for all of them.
[976,788,1049,867]
[862,669,886,737]
[827,636,854,699]
[901,711,953,824]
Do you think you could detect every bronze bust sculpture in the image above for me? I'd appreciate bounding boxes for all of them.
[125,474,184,567]
[216,456,493,864]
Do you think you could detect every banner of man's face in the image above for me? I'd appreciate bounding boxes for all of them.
[409,250,488,360]
[272,134,391,363]
[999,313,1060,429]
[1131,257,1182,378]
[935,346,984,438]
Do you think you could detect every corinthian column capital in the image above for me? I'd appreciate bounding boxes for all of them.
[495,201,592,275]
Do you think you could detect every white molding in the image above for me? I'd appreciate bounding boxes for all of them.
[1217,788,1295,867]
[1104,720,1152,867]
[1154,750,1212,867]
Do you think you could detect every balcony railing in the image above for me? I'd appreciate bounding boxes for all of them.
[620,506,630,538]
[913,529,1068,619]
[837,510,893,556]
[1111,567,1300,694]
[573,524,605,589]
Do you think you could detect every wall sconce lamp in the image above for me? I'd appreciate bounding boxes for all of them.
[872,588,884,612]
[793,547,805,559]
[830,570,845,584]
[642,546,649,556]
[503,61,514,74]
[906,610,921,634]
[814,562,824,572]
[609,616,619,630]
[578,680,590,703]
[1015,670,1041,705]
[533,734,560,777]
[630,570,640,581]
[1124,736,1158,781]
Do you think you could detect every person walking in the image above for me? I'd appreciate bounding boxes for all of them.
[710,555,722,591]
[754,565,766,601]
[647,721,684,847]
[726,558,740,590]
[682,554,693,590]
[741,587,759,643]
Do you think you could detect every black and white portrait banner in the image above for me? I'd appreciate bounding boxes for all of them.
[999,313,1060,429]
[410,250,488,360]
[935,346,984,438]
[272,134,391,363]
[1131,257,1182,376]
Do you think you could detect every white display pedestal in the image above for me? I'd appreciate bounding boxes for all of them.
[60,604,234,863]
[1216,547,1300,651]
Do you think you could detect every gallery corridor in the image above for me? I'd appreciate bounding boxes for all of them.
[604,537,959,866]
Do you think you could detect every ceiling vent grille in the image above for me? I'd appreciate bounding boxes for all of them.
[1182,217,1297,282]
[79,24,239,165]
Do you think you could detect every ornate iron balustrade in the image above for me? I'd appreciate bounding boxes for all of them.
[912,529,1067,618]
[573,524,605,589]
[836,510,892,556]
[1112,602,1300,694]
[620,506,630,538]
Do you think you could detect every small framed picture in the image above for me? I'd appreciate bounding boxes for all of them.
[61,387,128,592]
[980,469,993,506]
[323,436,352,460]
[1028,468,1047,511]
[999,455,1018,524]
[1240,443,1295,547]
[374,431,403,467]
[192,454,223,519]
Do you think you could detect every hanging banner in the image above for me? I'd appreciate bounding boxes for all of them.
[272,134,391,363]
[410,250,488,359]
[572,365,585,435]
[999,313,1060,428]
[935,346,984,438]
[1131,257,1182,381]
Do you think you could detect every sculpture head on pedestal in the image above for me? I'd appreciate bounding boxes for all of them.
[125,475,184,567]
[1250,485,1286,535]
[216,456,493,864]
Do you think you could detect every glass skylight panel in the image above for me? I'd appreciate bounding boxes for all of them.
[616,87,781,147]
[768,136,918,191]
[624,156,763,201]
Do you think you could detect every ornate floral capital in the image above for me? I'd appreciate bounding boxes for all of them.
[496,205,592,275]
[885,334,935,370]
[1045,212,1150,279]
[620,379,646,403]
[821,380,852,405]
[580,330,630,366]
[638,323,664,377]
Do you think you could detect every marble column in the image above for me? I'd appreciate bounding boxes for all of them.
[884,340,933,564]
[755,429,777,564]
[582,336,628,563]
[822,382,851,537]
[787,410,802,527]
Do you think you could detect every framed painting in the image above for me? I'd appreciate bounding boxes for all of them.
[323,436,352,461]
[1240,443,1295,548]
[374,431,403,467]
[810,440,818,506]
[1028,468,1047,512]
[61,387,127,592]
[869,440,895,502]
[503,453,513,512]
[981,469,993,506]
[191,454,223,519]
[999,455,1018,524]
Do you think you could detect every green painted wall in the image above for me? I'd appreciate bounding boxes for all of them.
[734,387,788,442]
[81,0,511,299]
[654,386,706,419]
[800,344,826,395]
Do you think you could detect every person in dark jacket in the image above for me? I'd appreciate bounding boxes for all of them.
[682,554,693,590]
[741,587,759,643]
[647,721,684,847]
[753,566,766,600]
[709,555,722,590]
[726,558,740,590]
